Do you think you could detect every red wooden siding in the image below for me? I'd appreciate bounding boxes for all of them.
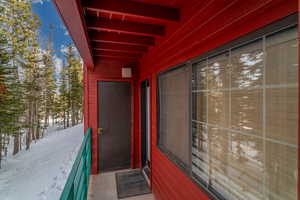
[139,0,297,78]
[137,1,297,200]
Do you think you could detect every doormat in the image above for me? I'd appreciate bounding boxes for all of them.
[115,169,151,199]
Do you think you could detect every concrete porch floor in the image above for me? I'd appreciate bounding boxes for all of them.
[88,170,155,200]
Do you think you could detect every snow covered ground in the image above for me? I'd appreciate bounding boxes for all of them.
[0,124,84,200]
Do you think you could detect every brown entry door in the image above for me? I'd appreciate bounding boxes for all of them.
[98,81,132,172]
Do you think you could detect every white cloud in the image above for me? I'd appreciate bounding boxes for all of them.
[60,44,69,54]
[61,25,69,36]
[60,44,80,56]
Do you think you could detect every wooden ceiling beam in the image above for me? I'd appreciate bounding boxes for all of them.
[92,42,148,53]
[87,17,165,37]
[94,56,139,68]
[94,55,139,62]
[90,31,155,46]
[83,0,180,22]
[94,50,142,58]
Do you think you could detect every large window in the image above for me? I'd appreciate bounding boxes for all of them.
[192,26,298,200]
[158,15,298,200]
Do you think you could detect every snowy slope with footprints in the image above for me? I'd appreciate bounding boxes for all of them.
[0,124,83,200]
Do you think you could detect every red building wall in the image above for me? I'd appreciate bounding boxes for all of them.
[137,0,298,200]
[82,0,298,198]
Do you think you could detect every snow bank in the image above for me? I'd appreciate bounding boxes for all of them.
[0,124,84,200]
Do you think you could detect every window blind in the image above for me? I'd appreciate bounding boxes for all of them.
[191,26,298,200]
[158,65,191,169]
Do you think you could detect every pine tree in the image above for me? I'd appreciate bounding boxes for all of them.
[23,46,43,149]
[0,0,40,164]
[0,32,19,167]
[59,62,69,129]
[58,45,83,129]
[40,40,56,131]
[0,0,43,150]
[69,50,83,125]
[0,1,82,165]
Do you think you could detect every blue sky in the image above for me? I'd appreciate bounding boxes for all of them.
[32,0,79,73]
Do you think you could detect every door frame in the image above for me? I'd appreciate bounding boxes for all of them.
[139,77,152,186]
[140,79,151,168]
[96,78,134,172]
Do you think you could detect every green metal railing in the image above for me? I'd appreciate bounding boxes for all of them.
[60,128,92,200]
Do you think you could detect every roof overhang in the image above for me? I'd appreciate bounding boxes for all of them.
[53,0,94,70]
[53,0,181,69]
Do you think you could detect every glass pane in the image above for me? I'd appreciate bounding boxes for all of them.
[228,133,264,200]
[266,28,298,85]
[266,88,298,145]
[208,127,232,199]
[231,89,263,136]
[159,66,190,166]
[208,91,229,128]
[207,53,230,89]
[192,61,207,90]
[265,141,298,200]
[192,123,209,184]
[231,40,264,88]
[192,92,207,122]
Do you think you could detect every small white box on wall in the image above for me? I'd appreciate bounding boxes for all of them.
[122,68,132,78]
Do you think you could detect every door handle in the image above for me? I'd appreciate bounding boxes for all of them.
[98,128,104,135]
